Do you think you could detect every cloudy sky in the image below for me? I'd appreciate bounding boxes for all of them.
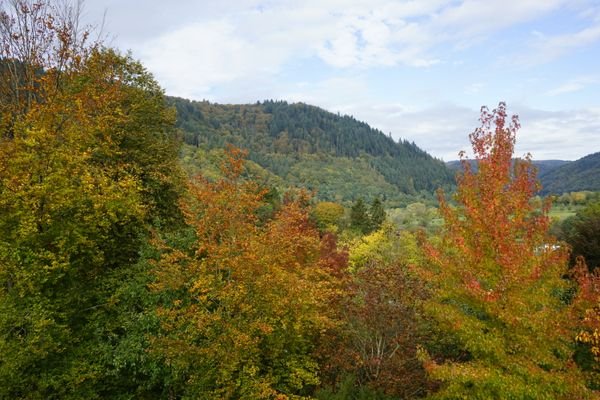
[82,0,600,161]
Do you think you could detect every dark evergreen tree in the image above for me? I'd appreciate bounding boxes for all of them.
[350,198,371,234]
[370,197,386,231]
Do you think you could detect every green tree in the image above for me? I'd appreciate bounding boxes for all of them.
[419,103,590,398]
[0,1,183,396]
[351,198,371,234]
[369,197,386,231]
[561,201,600,270]
[312,201,345,232]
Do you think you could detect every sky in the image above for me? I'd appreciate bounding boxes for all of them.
[81,0,600,161]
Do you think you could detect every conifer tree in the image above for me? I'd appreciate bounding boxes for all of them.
[370,197,386,232]
[350,198,371,234]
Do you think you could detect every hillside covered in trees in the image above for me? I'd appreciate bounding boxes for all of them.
[448,155,600,196]
[447,159,572,182]
[540,152,600,195]
[170,97,454,204]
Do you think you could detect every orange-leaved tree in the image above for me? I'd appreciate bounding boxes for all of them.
[419,102,591,398]
[151,147,347,399]
[571,254,600,388]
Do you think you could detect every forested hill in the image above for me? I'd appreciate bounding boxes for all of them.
[448,153,600,195]
[168,97,454,204]
[540,152,600,195]
[446,159,570,177]
[533,160,572,177]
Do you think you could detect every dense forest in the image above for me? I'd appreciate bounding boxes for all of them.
[2,1,600,399]
[447,157,600,195]
[169,96,454,205]
[540,152,600,195]
[446,159,571,178]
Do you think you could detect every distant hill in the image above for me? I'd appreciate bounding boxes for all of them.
[446,159,570,177]
[540,152,600,195]
[169,97,454,205]
[533,160,572,177]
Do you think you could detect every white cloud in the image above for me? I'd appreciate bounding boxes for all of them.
[465,83,484,94]
[432,0,565,39]
[546,76,600,96]
[138,19,288,99]
[127,0,595,99]
[517,106,600,159]
[516,23,600,66]
[317,28,361,68]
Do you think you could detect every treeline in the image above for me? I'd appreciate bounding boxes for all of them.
[4,2,600,399]
[446,159,572,177]
[551,196,600,272]
[448,153,600,196]
[169,96,454,202]
[551,191,600,207]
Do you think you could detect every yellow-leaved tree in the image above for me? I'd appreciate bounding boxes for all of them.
[0,1,183,396]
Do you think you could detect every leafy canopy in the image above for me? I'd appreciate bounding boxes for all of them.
[420,102,589,399]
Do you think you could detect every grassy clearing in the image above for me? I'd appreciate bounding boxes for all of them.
[549,206,577,221]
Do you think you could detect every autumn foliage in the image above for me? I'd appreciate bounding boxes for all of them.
[151,148,347,399]
[419,103,591,398]
[5,2,600,399]
[0,1,183,396]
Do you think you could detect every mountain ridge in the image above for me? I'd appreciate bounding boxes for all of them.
[169,97,454,205]
[446,154,600,195]
[446,159,571,178]
[539,152,600,195]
